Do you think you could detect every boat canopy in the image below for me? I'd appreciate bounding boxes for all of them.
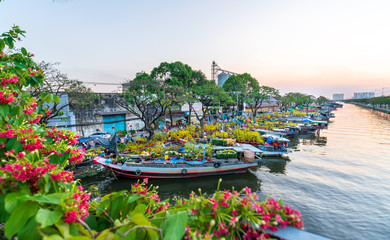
[213,144,263,153]
[304,119,328,124]
[262,134,290,143]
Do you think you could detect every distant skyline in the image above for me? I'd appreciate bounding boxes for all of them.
[1,0,389,98]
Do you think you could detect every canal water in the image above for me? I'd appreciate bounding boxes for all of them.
[82,104,390,240]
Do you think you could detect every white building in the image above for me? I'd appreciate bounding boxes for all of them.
[352,92,375,99]
[333,94,344,101]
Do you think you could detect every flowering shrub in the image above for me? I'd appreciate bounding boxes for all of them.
[211,137,235,146]
[0,26,91,239]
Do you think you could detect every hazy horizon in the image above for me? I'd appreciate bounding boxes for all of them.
[1,0,390,98]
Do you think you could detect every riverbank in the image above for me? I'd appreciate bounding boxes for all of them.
[352,102,390,114]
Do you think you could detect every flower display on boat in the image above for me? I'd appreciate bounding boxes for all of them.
[216,149,237,159]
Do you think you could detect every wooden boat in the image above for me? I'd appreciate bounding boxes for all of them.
[93,156,259,179]
[93,144,262,179]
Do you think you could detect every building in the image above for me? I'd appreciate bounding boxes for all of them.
[332,93,344,101]
[352,92,375,99]
[46,93,76,133]
[245,96,280,115]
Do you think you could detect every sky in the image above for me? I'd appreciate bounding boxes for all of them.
[1,0,390,98]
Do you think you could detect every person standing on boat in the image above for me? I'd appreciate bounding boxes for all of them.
[316,126,321,137]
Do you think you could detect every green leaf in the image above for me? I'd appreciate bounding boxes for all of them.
[55,221,71,239]
[4,190,28,213]
[127,193,141,204]
[14,66,24,76]
[162,211,188,240]
[21,47,27,56]
[130,204,146,217]
[0,40,5,50]
[0,194,7,222]
[0,104,9,118]
[84,215,98,231]
[18,217,40,240]
[130,213,158,239]
[43,235,65,240]
[36,208,63,228]
[23,193,65,204]
[5,137,16,151]
[5,201,38,238]
[15,62,26,69]
[66,236,92,240]
[96,229,115,240]
[5,37,14,48]
[54,95,60,104]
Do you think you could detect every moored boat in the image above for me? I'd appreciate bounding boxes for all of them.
[256,145,292,157]
[93,156,259,178]
[93,143,262,179]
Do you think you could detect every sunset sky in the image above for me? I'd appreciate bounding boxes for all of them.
[1,0,390,98]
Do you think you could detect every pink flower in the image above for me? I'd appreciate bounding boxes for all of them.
[231,209,238,217]
[143,178,148,184]
[229,216,237,227]
[223,189,232,200]
[5,149,15,157]
[221,200,229,207]
[16,152,25,160]
[244,186,252,195]
[191,208,198,215]
[64,210,78,224]
[253,202,263,213]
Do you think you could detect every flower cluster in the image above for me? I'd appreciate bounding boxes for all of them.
[0,159,74,193]
[64,186,90,224]
[176,180,303,240]
[67,148,85,164]
[27,67,43,77]
[45,127,79,145]
[0,86,18,104]
[23,98,37,115]
[0,125,45,155]
[0,76,18,85]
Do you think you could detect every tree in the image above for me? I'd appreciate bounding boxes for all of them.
[193,81,233,134]
[279,92,312,109]
[120,73,170,141]
[28,62,96,125]
[222,73,259,115]
[151,62,191,126]
[316,96,330,105]
[248,86,280,117]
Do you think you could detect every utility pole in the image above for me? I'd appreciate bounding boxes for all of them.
[229,91,240,117]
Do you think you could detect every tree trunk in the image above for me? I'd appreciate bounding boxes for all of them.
[169,108,173,128]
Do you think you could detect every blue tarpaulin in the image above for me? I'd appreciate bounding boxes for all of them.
[153,158,207,166]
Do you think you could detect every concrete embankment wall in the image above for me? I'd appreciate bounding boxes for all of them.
[352,103,390,114]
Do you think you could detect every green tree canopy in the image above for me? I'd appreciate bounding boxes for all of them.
[120,73,171,140]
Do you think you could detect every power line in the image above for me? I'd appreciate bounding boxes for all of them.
[83,81,123,86]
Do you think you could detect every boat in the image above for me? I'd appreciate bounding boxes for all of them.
[256,145,292,157]
[93,144,261,179]
[257,134,292,157]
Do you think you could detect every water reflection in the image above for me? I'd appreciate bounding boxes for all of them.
[291,134,328,146]
[82,168,262,200]
[261,158,287,174]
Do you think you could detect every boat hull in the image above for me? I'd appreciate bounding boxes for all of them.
[93,157,259,179]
